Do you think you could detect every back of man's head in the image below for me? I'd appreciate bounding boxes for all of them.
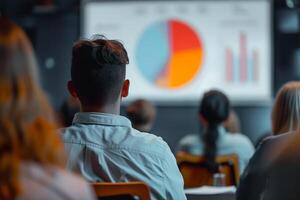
[71,36,129,106]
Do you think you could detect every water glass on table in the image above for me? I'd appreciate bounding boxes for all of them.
[212,173,226,187]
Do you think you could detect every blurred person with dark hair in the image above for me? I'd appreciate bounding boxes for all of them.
[0,18,95,199]
[126,99,156,132]
[59,95,80,127]
[237,81,300,200]
[61,36,186,200]
[223,109,257,148]
[223,109,241,134]
[177,90,254,173]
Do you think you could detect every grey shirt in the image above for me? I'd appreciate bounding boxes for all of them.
[61,112,186,200]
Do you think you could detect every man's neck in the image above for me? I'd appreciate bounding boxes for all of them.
[81,103,120,115]
[133,124,152,132]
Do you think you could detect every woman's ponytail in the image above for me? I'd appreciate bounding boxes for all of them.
[199,90,230,173]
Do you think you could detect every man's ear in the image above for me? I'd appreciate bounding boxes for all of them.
[121,79,130,98]
[67,80,78,98]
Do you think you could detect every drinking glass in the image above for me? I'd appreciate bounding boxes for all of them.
[212,173,226,187]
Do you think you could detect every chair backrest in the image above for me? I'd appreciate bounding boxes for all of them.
[176,152,240,188]
[91,182,151,200]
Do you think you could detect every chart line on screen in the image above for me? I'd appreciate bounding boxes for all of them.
[136,19,204,89]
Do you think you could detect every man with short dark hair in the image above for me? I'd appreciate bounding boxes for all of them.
[61,36,186,200]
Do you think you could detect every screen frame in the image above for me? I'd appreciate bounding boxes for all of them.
[80,0,274,106]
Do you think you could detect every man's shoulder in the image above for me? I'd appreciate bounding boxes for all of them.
[60,125,85,140]
[121,128,172,154]
[60,124,172,158]
[60,125,81,135]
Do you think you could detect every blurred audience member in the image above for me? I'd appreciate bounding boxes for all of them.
[224,109,259,149]
[251,82,300,148]
[237,131,300,199]
[59,95,80,127]
[0,18,95,199]
[126,99,156,132]
[177,90,254,173]
[272,81,300,135]
[237,81,300,200]
[254,131,272,148]
[61,36,186,200]
[223,109,241,133]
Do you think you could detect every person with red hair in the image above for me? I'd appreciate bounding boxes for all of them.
[0,18,95,200]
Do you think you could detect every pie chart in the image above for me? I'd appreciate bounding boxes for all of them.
[136,19,204,89]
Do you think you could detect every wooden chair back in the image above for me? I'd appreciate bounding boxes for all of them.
[176,152,240,188]
[91,182,150,200]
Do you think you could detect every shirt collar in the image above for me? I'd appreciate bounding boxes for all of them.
[72,112,132,127]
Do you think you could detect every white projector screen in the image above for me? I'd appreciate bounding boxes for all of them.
[82,0,272,104]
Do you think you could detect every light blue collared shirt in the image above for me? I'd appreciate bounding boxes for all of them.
[61,112,186,200]
[177,127,255,173]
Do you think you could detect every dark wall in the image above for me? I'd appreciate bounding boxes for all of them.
[35,12,79,108]
[12,11,79,109]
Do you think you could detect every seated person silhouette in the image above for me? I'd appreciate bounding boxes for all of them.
[223,109,241,134]
[177,90,254,173]
[126,99,156,132]
[237,81,300,200]
[0,18,95,200]
[61,36,186,200]
[271,81,300,135]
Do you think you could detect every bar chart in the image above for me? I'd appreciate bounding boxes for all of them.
[225,32,259,83]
